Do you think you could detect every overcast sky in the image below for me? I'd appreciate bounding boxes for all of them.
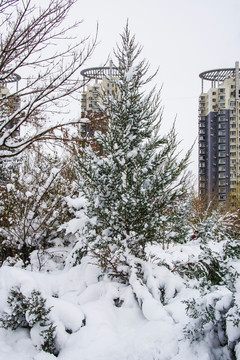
[70,0,240,181]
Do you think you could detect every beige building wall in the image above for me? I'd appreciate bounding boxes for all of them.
[81,77,119,113]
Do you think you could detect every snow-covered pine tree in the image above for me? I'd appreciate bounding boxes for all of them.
[76,24,191,269]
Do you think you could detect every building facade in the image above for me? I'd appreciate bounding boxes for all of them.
[79,66,119,154]
[81,65,119,113]
[199,62,240,202]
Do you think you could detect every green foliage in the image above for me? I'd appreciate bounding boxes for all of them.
[0,288,29,330]
[76,24,191,267]
[224,240,240,260]
[71,244,88,267]
[170,241,239,290]
[183,295,229,345]
[180,238,240,359]
[162,198,193,245]
[0,287,57,355]
[41,323,57,354]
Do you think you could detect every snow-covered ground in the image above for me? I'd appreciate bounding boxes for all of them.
[0,239,239,360]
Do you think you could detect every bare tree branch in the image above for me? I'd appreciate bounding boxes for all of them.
[0,0,97,158]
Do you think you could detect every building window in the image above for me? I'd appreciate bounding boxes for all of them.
[219,159,226,164]
[219,180,226,186]
[230,124,236,128]
[219,102,225,107]
[218,151,225,157]
[219,96,225,100]
[219,116,226,121]
[230,138,236,143]
[218,130,226,136]
[218,123,225,129]
[230,101,236,107]
[219,188,227,194]
[218,138,225,143]
[219,165,226,171]
[230,152,236,157]
[219,88,225,93]
[218,144,225,150]
[219,173,225,179]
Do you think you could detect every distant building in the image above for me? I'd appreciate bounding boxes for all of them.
[80,65,119,154]
[0,72,21,132]
[81,65,119,113]
[0,72,21,183]
[198,62,240,202]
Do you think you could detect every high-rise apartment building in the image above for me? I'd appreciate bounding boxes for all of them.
[81,66,119,114]
[0,72,21,131]
[80,66,119,152]
[198,62,240,202]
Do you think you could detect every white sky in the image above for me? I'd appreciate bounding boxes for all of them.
[70,0,240,182]
[40,0,240,182]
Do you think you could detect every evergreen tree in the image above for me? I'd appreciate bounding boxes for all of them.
[76,24,191,267]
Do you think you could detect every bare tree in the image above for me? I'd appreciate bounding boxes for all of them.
[0,0,97,158]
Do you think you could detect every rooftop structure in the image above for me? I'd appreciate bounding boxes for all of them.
[80,66,119,81]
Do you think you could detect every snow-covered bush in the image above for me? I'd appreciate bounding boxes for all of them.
[197,210,236,243]
[0,151,76,266]
[184,285,240,359]
[0,287,57,355]
[180,239,240,359]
